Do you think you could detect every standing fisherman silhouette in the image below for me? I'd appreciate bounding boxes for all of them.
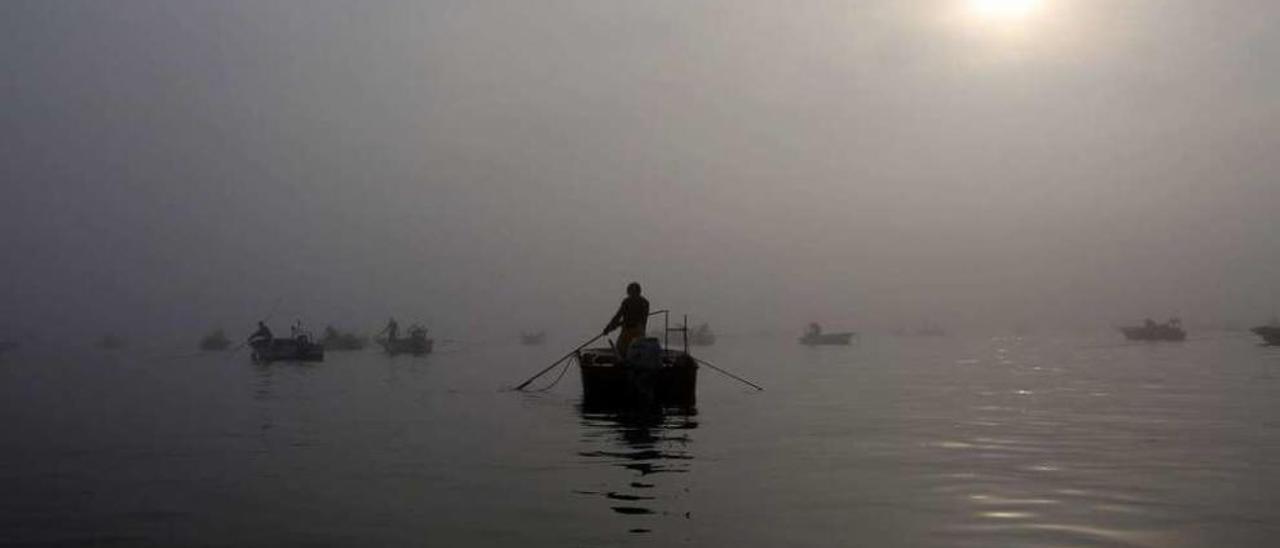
[248,321,273,345]
[602,282,650,356]
[381,318,400,342]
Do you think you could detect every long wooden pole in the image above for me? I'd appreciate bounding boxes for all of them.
[693,357,764,391]
[514,333,606,391]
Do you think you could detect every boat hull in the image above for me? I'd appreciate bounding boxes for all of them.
[378,337,433,355]
[1252,326,1280,346]
[799,333,855,345]
[1119,326,1186,342]
[577,348,697,409]
[251,339,324,362]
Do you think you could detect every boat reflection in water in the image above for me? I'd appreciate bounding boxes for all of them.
[573,403,698,535]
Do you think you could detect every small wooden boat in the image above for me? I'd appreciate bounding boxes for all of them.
[577,337,697,409]
[377,326,433,355]
[320,326,366,351]
[800,332,854,345]
[199,329,231,351]
[250,336,324,363]
[1119,319,1186,341]
[1251,325,1280,346]
[520,331,547,346]
[799,323,854,346]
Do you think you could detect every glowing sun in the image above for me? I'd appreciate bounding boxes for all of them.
[968,0,1044,22]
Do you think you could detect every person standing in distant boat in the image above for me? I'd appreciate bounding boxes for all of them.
[248,321,273,345]
[381,318,400,342]
[602,282,650,356]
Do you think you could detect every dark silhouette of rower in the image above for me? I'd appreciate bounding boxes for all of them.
[382,317,400,342]
[603,282,650,356]
[248,321,273,344]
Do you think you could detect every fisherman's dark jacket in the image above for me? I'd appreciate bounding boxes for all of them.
[607,295,650,331]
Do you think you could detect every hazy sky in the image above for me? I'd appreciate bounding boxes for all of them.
[3,1,1278,341]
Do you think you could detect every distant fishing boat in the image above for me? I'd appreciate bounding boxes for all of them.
[249,321,324,363]
[320,326,366,351]
[99,334,126,350]
[799,323,854,346]
[377,325,433,355]
[1119,318,1186,342]
[198,329,231,351]
[1251,325,1280,346]
[520,331,547,346]
[250,336,324,363]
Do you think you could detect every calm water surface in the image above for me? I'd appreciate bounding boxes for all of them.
[4,333,1280,546]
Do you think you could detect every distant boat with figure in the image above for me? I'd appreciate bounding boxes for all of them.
[1119,318,1187,341]
[320,326,366,351]
[249,322,324,363]
[198,329,231,351]
[1251,323,1280,346]
[378,324,433,355]
[520,331,547,346]
[799,323,855,346]
[99,334,126,350]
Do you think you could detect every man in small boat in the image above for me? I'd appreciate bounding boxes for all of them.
[248,322,273,345]
[381,318,400,342]
[602,282,650,356]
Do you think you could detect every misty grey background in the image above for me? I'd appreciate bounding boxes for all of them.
[3,1,1278,342]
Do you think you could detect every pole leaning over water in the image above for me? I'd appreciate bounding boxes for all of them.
[514,332,606,391]
[693,357,764,391]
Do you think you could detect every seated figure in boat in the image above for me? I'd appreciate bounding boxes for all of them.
[248,322,273,345]
[602,282,650,356]
[407,324,428,341]
[290,320,313,345]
